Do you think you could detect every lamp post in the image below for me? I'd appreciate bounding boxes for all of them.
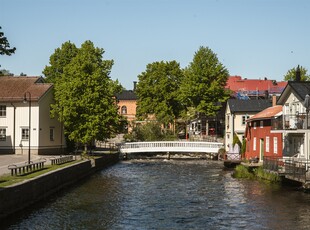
[23,92,31,164]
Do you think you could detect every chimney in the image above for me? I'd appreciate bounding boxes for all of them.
[133,81,137,91]
[296,65,301,82]
[272,95,277,106]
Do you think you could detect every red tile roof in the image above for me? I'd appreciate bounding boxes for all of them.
[226,76,287,95]
[0,76,53,102]
[248,105,282,121]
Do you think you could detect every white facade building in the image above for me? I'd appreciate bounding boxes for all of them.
[0,76,65,155]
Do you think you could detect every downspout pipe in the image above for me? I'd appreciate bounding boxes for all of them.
[10,103,16,154]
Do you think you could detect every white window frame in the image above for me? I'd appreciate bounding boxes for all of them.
[266,136,270,152]
[253,137,257,151]
[242,115,249,126]
[274,137,278,154]
[253,122,257,129]
[121,105,127,114]
[260,120,263,128]
[0,105,6,117]
[0,128,6,141]
[21,128,29,140]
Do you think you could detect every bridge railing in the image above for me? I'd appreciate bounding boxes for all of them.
[119,141,224,153]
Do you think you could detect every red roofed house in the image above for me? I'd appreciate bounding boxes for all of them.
[244,104,283,162]
[0,76,65,155]
[226,76,287,99]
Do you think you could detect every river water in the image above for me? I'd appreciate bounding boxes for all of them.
[2,159,310,230]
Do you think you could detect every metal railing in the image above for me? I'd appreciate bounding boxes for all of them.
[272,113,310,130]
[263,156,310,183]
[263,156,284,172]
[120,141,224,154]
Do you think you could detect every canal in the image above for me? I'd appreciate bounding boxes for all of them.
[2,159,310,229]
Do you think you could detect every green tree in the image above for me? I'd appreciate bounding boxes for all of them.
[0,69,13,76]
[136,61,184,127]
[179,46,230,116]
[283,65,310,81]
[51,40,122,149]
[0,26,16,68]
[43,41,78,83]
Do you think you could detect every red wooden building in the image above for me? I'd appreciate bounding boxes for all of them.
[244,105,283,162]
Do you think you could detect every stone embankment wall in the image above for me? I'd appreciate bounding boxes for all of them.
[0,153,120,219]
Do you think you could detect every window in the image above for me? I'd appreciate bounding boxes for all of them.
[253,122,257,129]
[274,137,278,154]
[266,136,270,152]
[121,105,127,114]
[253,137,256,151]
[22,128,29,140]
[0,128,6,141]
[50,128,54,141]
[242,115,250,125]
[260,120,264,128]
[0,106,6,117]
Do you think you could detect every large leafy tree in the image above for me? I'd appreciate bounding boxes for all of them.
[179,46,229,116]
[0,26,16,71]
[0,26,16,56]
[136,61,184,126]
[43,41,78,83]
[283,65,310,81]
[50,40,122,148]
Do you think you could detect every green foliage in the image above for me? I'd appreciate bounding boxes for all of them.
[253,167,281,182]
[241,138,246,157]
[0,69,13,76]
[283,65,310,81]
[0,26,16,56]
[124,122,177,142]
[232,165,254,179]
[0,26,16,68]
[43,41,78,83]
[136,61,184,126]
[49,40,122,146]
[179,46,230,116]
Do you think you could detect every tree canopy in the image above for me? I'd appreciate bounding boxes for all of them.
[0,26,16,68]
[283,65,310,81]
[179,46,230,116]
[0,69,13,76]
[43,41,78,83]
[48,40,122,146]
[136,61,184,126]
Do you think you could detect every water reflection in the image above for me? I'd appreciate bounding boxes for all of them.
[2,160,310,230]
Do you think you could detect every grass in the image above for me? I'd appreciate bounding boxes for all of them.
[0,160,82,188]
[232,164,281,183]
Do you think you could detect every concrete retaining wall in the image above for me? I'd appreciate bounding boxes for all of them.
[0,153,120,219]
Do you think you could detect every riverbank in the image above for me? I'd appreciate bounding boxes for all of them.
[0,152,120,219]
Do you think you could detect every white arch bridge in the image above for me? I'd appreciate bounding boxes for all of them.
[119,141,224,155]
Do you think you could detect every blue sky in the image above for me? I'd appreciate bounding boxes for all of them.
[1,0,310,89]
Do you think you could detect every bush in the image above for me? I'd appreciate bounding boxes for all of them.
[125,122,178,142]
[253,167,281,182]
[232,165,254,179]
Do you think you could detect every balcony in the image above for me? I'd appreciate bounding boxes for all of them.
[272,113,310,130]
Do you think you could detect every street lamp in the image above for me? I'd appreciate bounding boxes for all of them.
[23,92,31,164]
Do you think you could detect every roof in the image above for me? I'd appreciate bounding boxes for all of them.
[116,90,137,100]
[0,76,53,102]
[226,76,287,95]
[227,99,272,113]
[248,105,282,121]
[277,81,310,105]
